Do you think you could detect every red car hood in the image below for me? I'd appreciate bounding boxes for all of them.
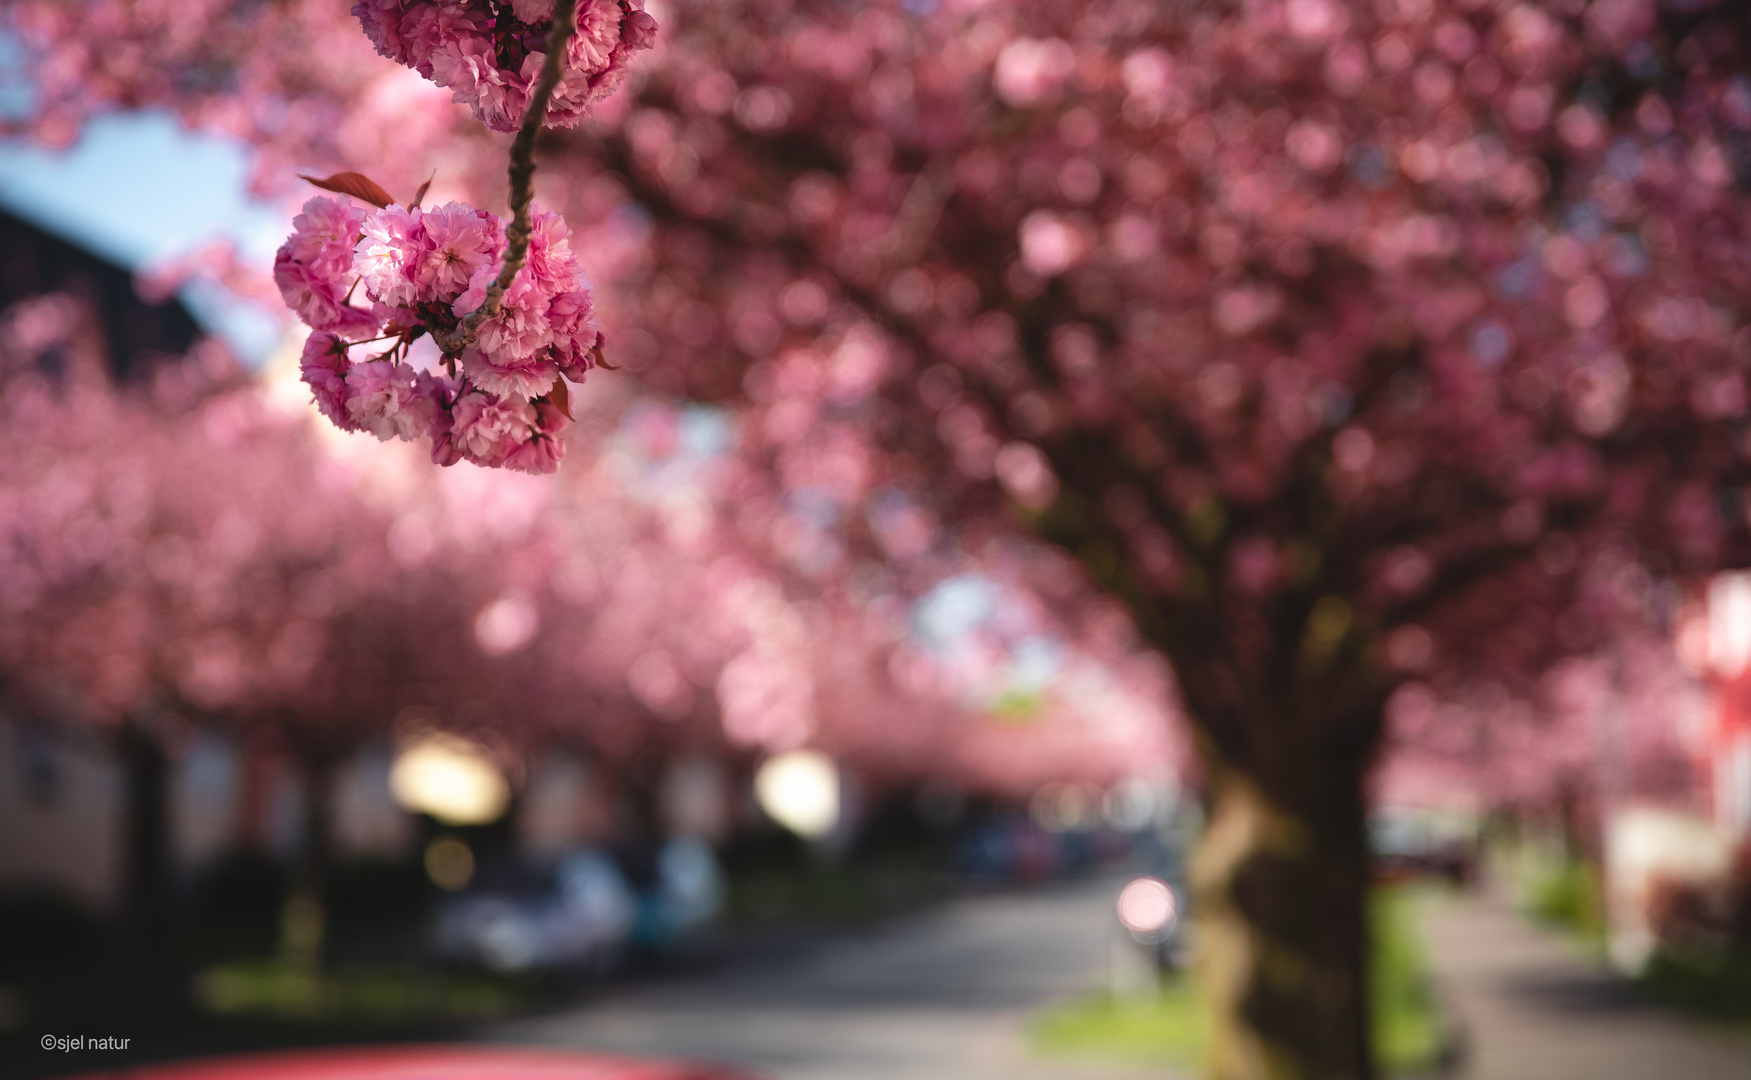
[60,1045,755,1080]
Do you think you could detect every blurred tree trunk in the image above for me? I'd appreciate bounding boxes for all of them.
[281,757,334,970]
[1053,509,1385,1078]
[234,734,278,853]
[119,713,169,946]
[1191,744,1373,1080]
[609,754,665,894]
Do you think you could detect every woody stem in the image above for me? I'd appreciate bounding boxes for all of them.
[430,0,577,356]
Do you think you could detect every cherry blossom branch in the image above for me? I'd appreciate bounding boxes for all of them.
[431,0,577,356]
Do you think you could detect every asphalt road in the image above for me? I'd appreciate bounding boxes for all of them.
[485,875,1171,1080]
[488,875,1751,1080]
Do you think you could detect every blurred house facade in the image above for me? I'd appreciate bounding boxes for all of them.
[0,203,239,910]
[0,206,202,382]
[0,716,419,912]
[1594,573,1751,972]
[0,717,121,910]
[1685,571,1751,842]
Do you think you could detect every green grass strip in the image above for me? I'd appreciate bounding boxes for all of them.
[1030,887,1444,1075]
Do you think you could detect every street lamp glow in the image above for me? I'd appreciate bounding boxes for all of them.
[754,750,839,839]
[389,734,511,825]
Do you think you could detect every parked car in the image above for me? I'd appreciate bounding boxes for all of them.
[632,835,727,952]
[62,1045,757,1080]
[433,849,638,973]
[1370,808,1477,885]
[955,815,1061,881]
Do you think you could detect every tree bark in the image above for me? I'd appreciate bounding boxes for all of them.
[281,760,333,970]
[1191,747,1373,1080]
[119,714,169,942]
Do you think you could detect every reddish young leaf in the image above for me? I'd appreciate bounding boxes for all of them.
[590,335,619,371]
[298,171,395,208]
[547,377,574,421]
[408,172,434,210]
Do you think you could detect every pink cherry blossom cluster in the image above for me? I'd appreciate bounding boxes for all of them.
[353,0,658,133]
[278,193,594,473]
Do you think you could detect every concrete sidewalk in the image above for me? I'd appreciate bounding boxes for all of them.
[1420,893,1750,1080]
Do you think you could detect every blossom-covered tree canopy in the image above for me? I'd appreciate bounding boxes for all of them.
[11,0,1751,1076]
[0,278,1173,793]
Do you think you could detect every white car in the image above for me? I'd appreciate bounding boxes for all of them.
[434,849,638,973]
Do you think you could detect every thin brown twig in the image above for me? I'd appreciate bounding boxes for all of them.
[431,0,577,356]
